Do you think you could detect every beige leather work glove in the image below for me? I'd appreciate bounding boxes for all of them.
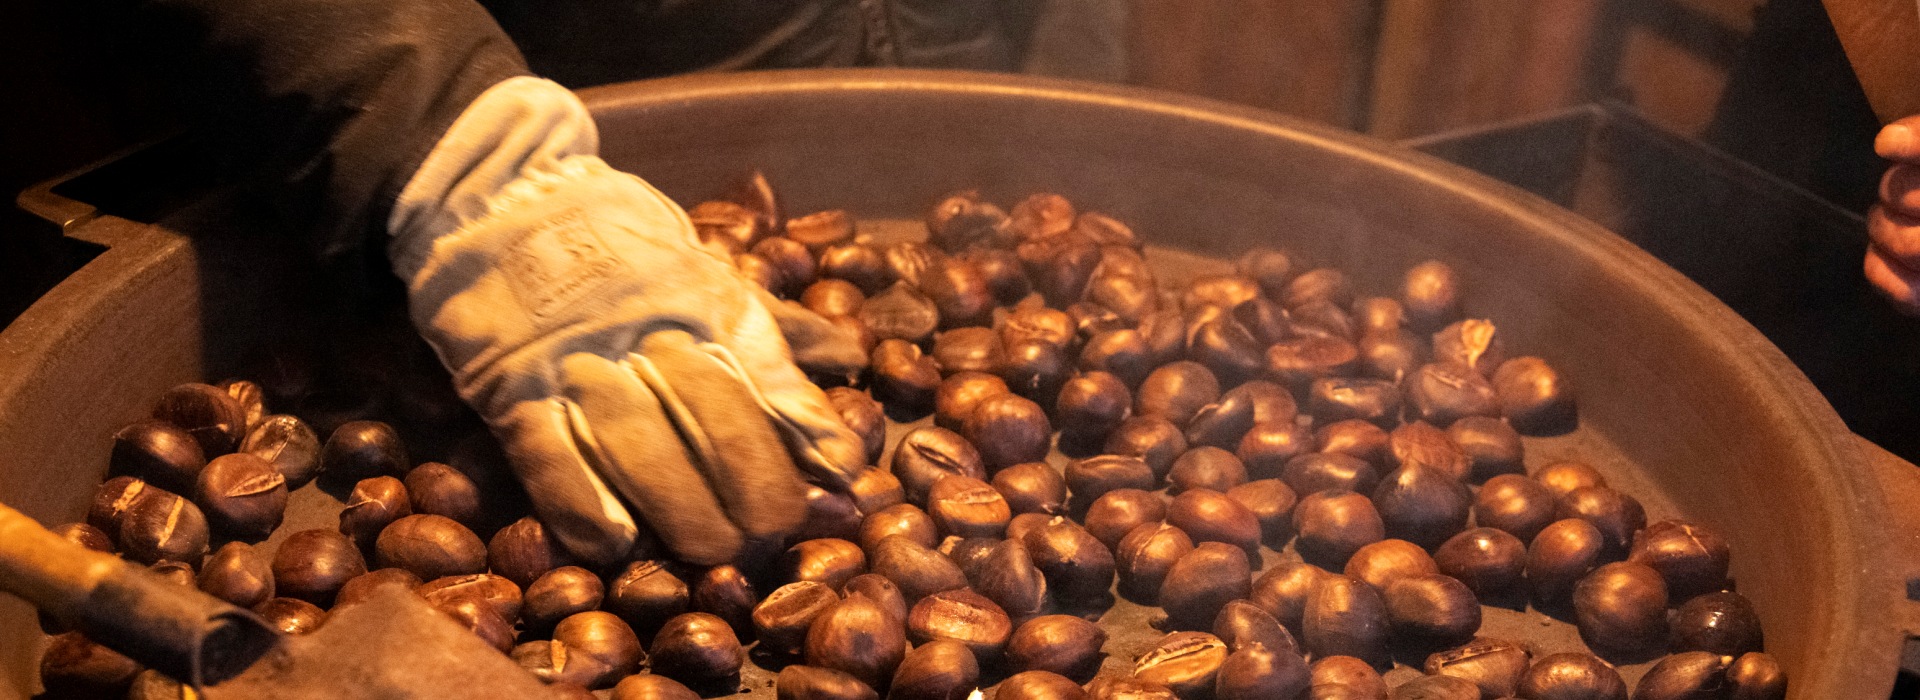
[388,77,868,566]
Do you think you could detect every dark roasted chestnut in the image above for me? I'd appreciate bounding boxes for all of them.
[1492,356,1576,434]
[861,283,941,344]
[53,522,113,554]
[116,489,210,566]
[1473,474,1557,543]
[1433,527,1527,597]
[1387,421,1470,481]
[1007,614,1107,682]
[1352,297,1405,335]
[1727,652,1786,700]
[1291,490,1385,568]
[272,529,367,606]
[374,514,486,581]
[870,339,942,414]
[152,382,248,456]
[523,565,606,634]
[1572,561,1668,652]
[1084,489,1168,551]
[255,597,329,635]
[1138,309,1190,366]
[1371,464,1472,549]
[754,581,841,656]
[1632,651,1731,700]
[922,258,996,329]
[891,427,986,506]
[1227,479,1297,545]
[1302,575,1388,665]
[333,568,423,608]
[1065,455,1157,516]
[786,209,853,250]
[1183,275,1263,310]
[1518,653,1627,700]
[1166,489,1262,557]
[1342,539,1439,592]
[38,632,140,695]
[1086,677,1178,700]
[1184,392,1261,452]
[1160,543,1253,631]
[1629,519,1731,600]
[1216,643,1311,700]
[841,573,909,624]
[86,475,147,537]
[1105,417,1189,481]
[1233,297,1293,346]
[1382,574,1480,646]
[890,639,981,700]
[933,328,1006,378]
[1281,453,1379,496]
[1134,631,1231,700]
[993,462,1068,515]
[1555,486,1646,556]
[928,475,1012,539]
[868,535,968,604]
[785,538,868,591]
[1308,656,1387,699]
[402,462,483,531]
[754,237,818,294]
[112,419,206,492]
[884,241,946,289]
[1080,329,1154,388]
[194,452,288,539]
[776,665,880,700]
[320,420,408,483]
[964,393,1053,471]
[1405,362,1498,427]
[935,371,1011,431]
[1136,362,1222,428]
[1266,336,1360,393]
[860,504,939,553]
[1533,461,1606,498]
[974,538,1049,618]
[340,476,412,551]
[1284,269,1354,310]
[1237,421,1315,480]
[1356,328,1427,382]
[1188,317,1266,385]
[850,468,906,516]
[690,565,756,634]
[1004,339,1073,405]
[486,515,570,588]
[1213,599,1297,656]
[1400,261,1463,333]
[1305,378,1401,428]
[928,190,1011,250]
[552,611,645,687]
[1289,300,1356,341]
[820,242,890,293]
[1028,233,1103,307]
[1525,518,1607,603]
[803,279,868,318]
[1236,247,1294,296]
[1056,372,1133,451]
[612,673,703,700]
[967,247,1032,306]
[1117,521,1196,604]
[1024,517,1116,603]
[1168,447,1249,495]
[737,253,785,293]
[796,484,864,543]
[1424,638,1530,698]
[689,200,758,251]
[1000,303,1078,350]
[650,612,743,682]
[1008,192,1075,241]
[1446,416,1523,482]
[1669,590,1764,656]
[805,592,909,689]
[199,541,274,608]
[1431,320,1507,379]
[907,588,1012,662]
[1315,420,1390,468]
[435,596,515,652]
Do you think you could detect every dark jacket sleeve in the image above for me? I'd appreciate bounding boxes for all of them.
[138,0,530,263]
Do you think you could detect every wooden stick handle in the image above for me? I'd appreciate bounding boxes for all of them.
[0,502,279,687]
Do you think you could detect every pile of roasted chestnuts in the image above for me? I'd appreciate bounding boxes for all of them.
[38,174,1787,700]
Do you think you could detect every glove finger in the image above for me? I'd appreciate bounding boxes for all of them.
[561,352,745,565]
[717,308,871,491]
[753,285,869,375]
[492,400,638,566]
[635,331,809,540]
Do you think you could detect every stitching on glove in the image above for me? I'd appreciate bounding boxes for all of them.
[623,352,726,485]
[697,342,850,490]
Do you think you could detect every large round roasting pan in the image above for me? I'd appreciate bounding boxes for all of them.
[4,70,1920,698]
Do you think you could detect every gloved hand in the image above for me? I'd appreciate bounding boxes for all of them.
[388,77,869,566]
[1867,116,1920,314]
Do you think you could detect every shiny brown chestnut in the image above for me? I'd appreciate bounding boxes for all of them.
[922,258,997,328]
[861,283,941,345]
[1290,299,1357,341]
[691,565,756,634]
[1382,574,1480,646]
[273,529,367,606]
[523,565,606,634]
[1405,362,1499,427]
[1306,378,1401,427]
[194,452,288,539]
[935,371,1011,431]
[1473,474,1557,543]
[1007,615,1107,681]
[1064,455,1157,516]
[1168,447,1249,495]
[890,639,981,700]
[967,247,1032,305]
[436,596,515,652]
[1023,517,1117,603]
[199,541,273,608]
[1372,464,1472,549]
[605,560,690,638]
[1084,489,1169,550]
[1185,387,1263,451]
[1105,416,1190,481]
[255,597,329,635]
[964,393,1053,471]
[868,535,969,604]
[993,462,1068,515]
[928,475,1012,539]
[1189,317,1266,385]
[797,484,865,543]
[806,592,909,689]
[1056,372,1133,450]
[786,209,854,250]
[333,568,423,609]
[1431,320,1507,379]
[786,538,869,591]
[1213,599,1297,656]
[38,632,141,695]
[933,328,1006,378]
[1160,542,1254,630]
[803,279,868,318]
[1727,652,1787,700]
[1283,268,1354,310]
[776,665,879,700]
[1572,561,1668,652]
[1315,419,1391,468]
[487,515,571,588]
[338,476,412,552]
[1237,421,1315,480]
[1135,362,1223,428]
[907,588,1012,663]
[651,612,743,682]
[1342,539,1439,592]
[419,573,524,625]
[1434,527,1527,597]
[1166,489,1262,557]
[1525,518,1607,603]
[1308,656,1387,699]
[1216,643,1311,700]
[884,240,946,289]
[320,420,408,483]
[1387,421,1471,481]
[1633,651,1731,700]
[1447,416,1524,482]
[1357,327,1427,382]
[1000,303,1078,350]
[1519,653,1627,700]
[737,252,785,293]
[1080,329,1155,388]
[53,522,113,554]
[841,573,909,624]
[689,200,758,252]
[820,242,890,293]
[1265,336,1361,393]
[1085,677,1179,700]
[1424,637,1530,699]
[891,427,987,506]
[860,504,940,554]
[1282,453,1379,496]
[1555,486,1647,556]
[1236,247,1294,296]
[375,514,486,581]
[1669,590,1764,656]
[850,468,907,516]
[152,382,248,456]
[1302,575,1390,667]
[1135,631,1232,700]
[754,237,818,294]
[870,339,942,414]
[1004,339,1073,405]
[974,538,1049,618]
[112,419,206,492]
[1629,519,1732,600]
[1492,356,1576,435]
[928,190,1011,250]
[1291,490,1385,568]
[998,671,1088,700]
[1117,522,1196,604]
[1233,296,1293,346]
[611,673,702,700]
[87,476,150,540]
[115,488,210,566]
[1353,296,1406,335]
[754,581,842,656]
[403,461,482,531]
[1534,461,1607,498]
[1227,479,1297,545]
[1184,274,1263,310]
[1400,260,1463,333]
[1028,232,1102,307]
[553,611,645,687]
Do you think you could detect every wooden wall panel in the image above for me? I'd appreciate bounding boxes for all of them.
[1366,0,1606,139]
[1126,0,1381,129]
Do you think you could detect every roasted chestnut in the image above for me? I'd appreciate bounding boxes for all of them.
[1525,518,1607,603]
[524,565,606,634]
[785,209,853,250]
[1134,631,1231,700]
[841,573,910,624]
[1056,372,1133,451]
[1433,527,1527,597]
[870,339,942,414]
[1215,643,1311,700]
[612,673,704,700]
[486,515,570,588]
[1387,421,1470,481]
[1281,453,1379,496]
[553,611,645,687]
[1405,362,1498,427]
[1518,653,1627,700]
[1315,419,1390,468]
[38,632,140,695]
[607,561,692,639]
[1446,416,1524,482]
[320,420,408,483]
[1356,328,1427,382]
[820,242,890,293]
[1431,320,1506,379]
[1000,303,1078,350]
[1004,339,1073,404]
[1371,464,1472,549]
[1235,247,1294,296]
[116,489,210,566]
[922,258,996,329]
[891,427,987,506]
[1291,490,1385,568]
[1302,574,1389,665]
[1629,519,1731,600]
[935,371,1010,431]
[1306,378,1401,427]
[1727,652,1787,700]
[1237,421,1315,480]
[974,538,1049,618]
[805,592,909,689]
[339,476,412,551]
[650,612,743,682]
[272,529,367,606]
[1080,329,1154,388]
[928,475,1012,539]
[1117,521,1196,604]
[1160,542,1253,631]
[1065,455,1157,516]
[1308,656,1387,699]
[1289,299,1356,341]
[1135,362,1223,428]
[754,236,818,294]
[1226,479,1297,544]
[255,597,329,635]
[1212,599,1297,655]
[777,665,880,700]
[1424,638,1530,699]
[152,382,248,456]
[993,462,1068,515]
[1571,561,1668,652]
[1188,317,1266,385]
[754,581,842,657]
[1085,677,1179,700]
[1399,260,1463,333]
[1282,268,1353,310]
[1184,392,1260,452]
[861,283,941,345]
[737,252,786,293]
[689,200,758,251]
[194,452,288,539]
[1105,416,1190,481]
[1632,651,1731,700]
[869,534,968,604]
[86,476,147,537]
[1342,539,1439,592]
[690,565,756,634]
[932,328,1006,378]
[850,468,907,516]
[964,393,1053,471]
[1266,336,1360,394]
[375,514,486,581]
[1533,461,1606,498]
[199,541,275,608]
[796,484,864,543]
[1554,486,1646,556]
[1084,489,1169,550]
[802,279,868,319]
[1473,474,1557,543]
[111,419,206,492]
[1166,489,1262,557]
[1669,590,1764,656]
[333,568,423,608]
[436,595,515,652]
[1167,447,1249,495]
[998,670,1088,700]
[1382,574,1480,646]
[890,639,981,700]
[53,522,113,554]
[860,504,939,553]
[906,588,1012,662]
[1489,355,1577,434]
[785,538,868,591]
[148,560,198,587]
[1024,517,1116,603]
[1007,615,1107,681]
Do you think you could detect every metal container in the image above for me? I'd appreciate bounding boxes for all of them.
[4,70,1917,697]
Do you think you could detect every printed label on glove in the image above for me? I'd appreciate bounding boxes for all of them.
[503,209,622,319]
